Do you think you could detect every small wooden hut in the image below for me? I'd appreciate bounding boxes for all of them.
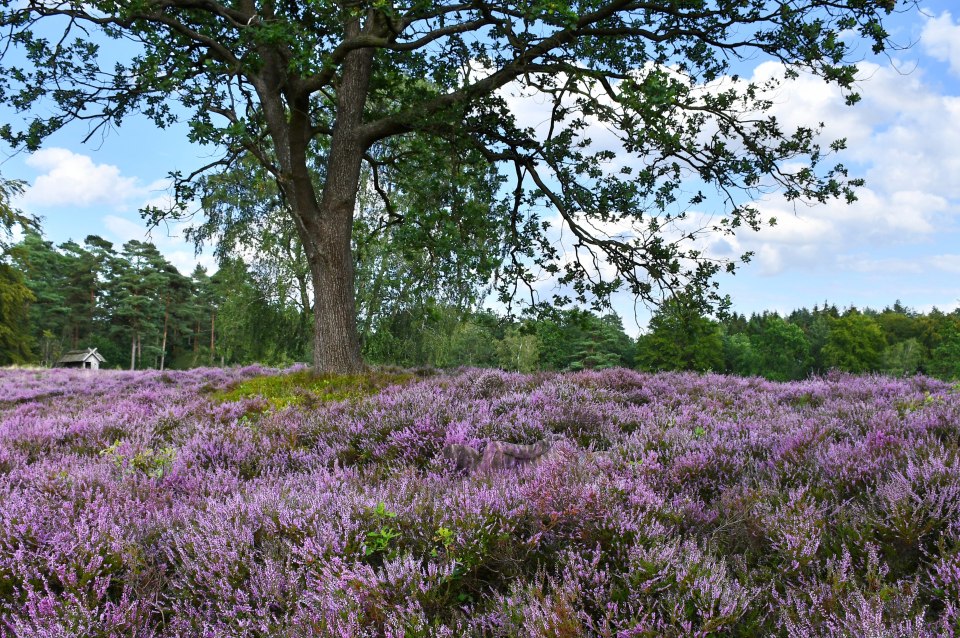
[55,348,106,370]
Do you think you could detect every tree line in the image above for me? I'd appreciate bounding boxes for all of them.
[2,229,228,370]
[639,297,960,381]
[0,219,634,372]
[2,218,959,381]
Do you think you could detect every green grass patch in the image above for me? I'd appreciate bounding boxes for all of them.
[214,369,414,410]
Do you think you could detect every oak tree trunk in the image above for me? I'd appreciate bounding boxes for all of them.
[260,25,373,375]
[306,224,365,374]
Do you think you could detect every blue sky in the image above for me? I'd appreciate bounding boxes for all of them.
[2,3,959,335]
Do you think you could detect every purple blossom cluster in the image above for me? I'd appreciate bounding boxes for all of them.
[1,367,959,636]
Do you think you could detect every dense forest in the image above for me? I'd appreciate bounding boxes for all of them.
[2,220,959,380]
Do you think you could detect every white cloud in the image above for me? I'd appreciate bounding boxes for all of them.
[21,148,153,209]
[102,214,150,242]
[862,95,960,199]
[165,249,217,276]
[836,255,926,274]
[722,58,960,276]
[922,11,960,77]
[103,214,215,274]
[929,254,960,273]
[735,186,948,276]
[14,148,214,274]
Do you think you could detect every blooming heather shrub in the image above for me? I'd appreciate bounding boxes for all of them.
[773,544,938,637]
[2,367,960,635]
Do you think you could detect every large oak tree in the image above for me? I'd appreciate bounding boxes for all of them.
[0,0,906,373]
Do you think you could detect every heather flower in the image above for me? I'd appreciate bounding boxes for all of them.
[1,367,959,634]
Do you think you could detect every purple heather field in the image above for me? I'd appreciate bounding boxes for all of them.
[1,367,960,637]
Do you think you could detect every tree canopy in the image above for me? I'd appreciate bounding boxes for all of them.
[0,0,909,372]
[636,294,724,372]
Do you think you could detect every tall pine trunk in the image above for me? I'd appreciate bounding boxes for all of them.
[209,311,215,367]
[160,305,169,371]
[130,332,136,371]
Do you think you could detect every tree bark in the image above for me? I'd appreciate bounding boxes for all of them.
[307,231,365,373]
[209,311,216,367]
[256,20,373,375]
[310,24,373,374]
[160,305,169,371]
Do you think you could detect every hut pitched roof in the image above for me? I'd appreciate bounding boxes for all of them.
[57,348,106,364]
